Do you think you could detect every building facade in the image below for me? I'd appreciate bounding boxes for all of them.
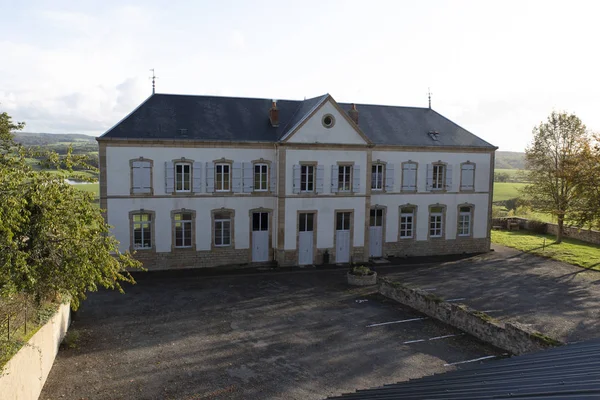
[98,93,496,270]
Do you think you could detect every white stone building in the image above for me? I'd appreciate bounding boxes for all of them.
[98,93,496,269]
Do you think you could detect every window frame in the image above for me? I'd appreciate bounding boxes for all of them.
[300,163,316,193]
[401,161,418,192]
[215,162,232,192]
[460,162,476,192]
[211,208,235,250]
[428,205,446,239]
[174,161,192,193]
[129,210,156,251]
[371,163,384,191]
[338,164,353,193]
[431,163,446,191]
[399,205,417,240]
[457,204,474,237]
[129,158,154,196]
[253,162,269,192]
[171,209,196,251]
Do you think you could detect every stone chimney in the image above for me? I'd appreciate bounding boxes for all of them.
[349,103,359,125]
[269,100,279,127]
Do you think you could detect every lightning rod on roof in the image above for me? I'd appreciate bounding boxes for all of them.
[150,69,157,94]
[427,88,432,109]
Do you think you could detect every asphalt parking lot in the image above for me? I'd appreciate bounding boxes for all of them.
[41,269,503,400]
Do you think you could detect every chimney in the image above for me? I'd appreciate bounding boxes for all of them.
[349,103,359,125]
[269,100,279,127]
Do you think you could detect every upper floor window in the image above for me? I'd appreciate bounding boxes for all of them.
[131,159,152,194]
[173,212,194,248]
[432,164,445,190]
[429,206,445,238]
[427,163,452,191]
[338,165,352,192]
[301,164,315,192]
[254,163,268,191]
[371,164,384,191]
[399,206,415,239]
[460,163,475,191]
[215,163,231,192]
[401,162,417,192]
[458,206,473,237]
[132,213,153,249]
[175,162,191,192]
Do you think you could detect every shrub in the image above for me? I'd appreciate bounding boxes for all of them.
[349,265,374,276]
[527,219,548,234]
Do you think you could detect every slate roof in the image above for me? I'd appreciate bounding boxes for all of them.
[100,93,495,149]
[327,339,600,400]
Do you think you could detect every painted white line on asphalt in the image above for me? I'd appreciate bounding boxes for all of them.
[444,355,499,366]
[366,317,428,328]
[403,333,464,345]
[481,309,503,313]
[446,298,466,302]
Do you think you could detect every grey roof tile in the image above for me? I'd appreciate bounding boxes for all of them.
[100,93,495,149]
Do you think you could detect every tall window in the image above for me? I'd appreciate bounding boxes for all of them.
[215,163,231,192]
[400,207,415,239]
[301,165,314,192]
[458,206,473,236]
[371,164,384,190]
[175,163,191,192]
[214,212,231,246]
[338,165,352,192]
[432,164,445,190]
[254,163,268,191]
[401,162,417,191]
[429,206,444,238]
[132,213,152,249]
[174,212,193,248]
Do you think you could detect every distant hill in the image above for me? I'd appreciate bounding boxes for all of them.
[496,151,526,170]
[13,132,97,146]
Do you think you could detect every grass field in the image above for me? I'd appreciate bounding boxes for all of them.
[493,182,528,202]
[491,230,600,271]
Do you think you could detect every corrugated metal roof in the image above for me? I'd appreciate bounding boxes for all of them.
[99,93,495,149]
[327,339,600,399]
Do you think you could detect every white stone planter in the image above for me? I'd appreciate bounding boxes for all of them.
[347,271,377,286]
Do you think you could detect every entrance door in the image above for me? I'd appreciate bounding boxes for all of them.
[298,213,314,265]
[252,212,269,262]
[369,208,383,258]
[335,212,351,263]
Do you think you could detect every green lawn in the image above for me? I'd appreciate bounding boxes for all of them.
[71,183,99,196]
[493,182,528,202]
[491,230,600,271]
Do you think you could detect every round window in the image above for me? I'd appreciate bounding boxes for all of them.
[322,114,335,128]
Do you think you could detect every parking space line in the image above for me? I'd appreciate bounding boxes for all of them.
[402,333,464,345]
[446,298,466,302]
[444,354,502,366]
[366,317,428,328]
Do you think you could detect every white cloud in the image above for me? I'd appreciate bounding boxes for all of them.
[229,30,246,49]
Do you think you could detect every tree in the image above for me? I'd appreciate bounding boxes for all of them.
[523,111,590,243]
[572,137,600,228]
[0,108,143,309]
[494,171,510,182]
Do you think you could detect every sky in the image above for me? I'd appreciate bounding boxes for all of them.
[1,0,599,152]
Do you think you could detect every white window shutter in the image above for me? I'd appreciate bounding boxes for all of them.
[331,165,338,193]
[269,162,277,193]
[461,164,475,190]
[242,162,253,193]
[385,163,394,192]
[410,163,417,190]
[292,164,301,194]
[426,164,433,191]
[206,162,215,193]
[315,165,324,193]
[192,162,202,193]
[401,164,410,191]
[232,162,242,193]
[132,162,142,193]
[165,161,174,194]
[352,165,360,193]
[445,165,453,190]
[141,162,152,193]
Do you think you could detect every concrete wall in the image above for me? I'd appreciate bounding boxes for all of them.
[0,303,71,400]
[378,278,560,355]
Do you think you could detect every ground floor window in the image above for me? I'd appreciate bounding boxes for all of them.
[336,211,351,231]
[132,213,152,249]
[400,207,415,239]
[174,212,193,248]
[429,206,444,238]
[214,212,232,246]
[458,206,473,236]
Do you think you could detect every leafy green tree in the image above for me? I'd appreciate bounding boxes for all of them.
[494,172,510,182]
[523,111,590,243]
[572,138,600,229]
[0,108,143,309]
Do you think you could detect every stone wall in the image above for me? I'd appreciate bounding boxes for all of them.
[494,217,600,246]
[0,302,71,400]
[378,278,561,355]
[383,237,490,258]
[134,248,252,270]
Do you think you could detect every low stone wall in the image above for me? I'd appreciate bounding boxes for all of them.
[0,302,71,400]
[378,278,561,355]
[383,237,490,258]
[493,217,600,245]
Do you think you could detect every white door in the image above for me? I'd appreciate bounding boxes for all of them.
[298,213,314,265]
[369,208,383,258]
[252,212,269,262]
[335,212,351,263]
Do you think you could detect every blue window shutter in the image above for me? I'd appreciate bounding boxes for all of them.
[426,164,433,191]
[192,162,202,193]
[206,162,215,193]
[445,164,453,190]
[315,165,324,193]
[385,163,394,192]
[269,163,277,193]
[232,162,242,193]
[330,165,338,193]
[352,165,360,193]
[292,164,301,194]
[165,161,174,194]
[242,162,253,193]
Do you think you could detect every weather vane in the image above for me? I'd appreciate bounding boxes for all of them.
[150,69,157,94]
